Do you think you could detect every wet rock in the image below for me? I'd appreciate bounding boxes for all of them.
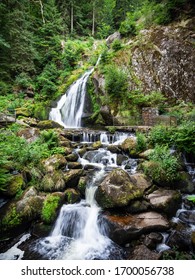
[116,154,128,165]
[77,148,87,157]
[147,188,182,216]
[104,211,169,245]
[128,244,161,260]
[107,145,121,154]
[17,127,40,143]
[143,232,163,249]
[92,141,102,149]
[67,162,83,169]
[41,154,67,173]
[167,229,192,251]
[64,188,81,204]
[63,169,83,188]
[178,211,195,225]
[96,168,143,208]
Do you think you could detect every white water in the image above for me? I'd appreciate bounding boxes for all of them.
[49,56,101,128]
[35,167,121,260]
[0,233,30,260]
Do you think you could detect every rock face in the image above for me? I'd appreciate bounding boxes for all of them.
[17,127,40,143]
[131,19,195,102]
[104,211,169,245]
[95,168,143,208]
[106,31,121,46]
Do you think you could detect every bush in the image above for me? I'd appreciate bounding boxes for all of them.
[136,132,147,153]
[143,145,180,183]
[111,39,122,51]
[148,125,175,147]
[105,65,128,99]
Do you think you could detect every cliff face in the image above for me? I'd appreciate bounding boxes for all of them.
[131,18,195,102]
[93,17,195,104]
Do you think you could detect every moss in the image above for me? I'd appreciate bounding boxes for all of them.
[33,103,49,120]
[5,174,25,197]
[1,205,21,233]
[37,120,63,130]
[78,177,87,196]
[41,194,62,224]
[64,188,80,204]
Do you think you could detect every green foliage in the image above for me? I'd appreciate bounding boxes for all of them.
[186,195,195,204]
[143,145,180,183]
[1,206,21,231]
[173,121,195,155]
[14,73,34,91]
[111,39,122,51]
[136,132,147,153]
[41,194,61,224]
[149,125,174,147]
[105,65,128,99]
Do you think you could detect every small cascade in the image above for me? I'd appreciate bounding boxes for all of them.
[34,168,123,260]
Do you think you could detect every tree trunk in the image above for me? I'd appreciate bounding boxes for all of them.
[39,0,45,24]
[92,2,95,36]
[71,1,74,33]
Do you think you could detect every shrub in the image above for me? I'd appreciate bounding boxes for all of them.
[136,132,147,153]
[105,65,128,99]
[143,145,180,183]
[111,39,122,51]
[148,125,175,147]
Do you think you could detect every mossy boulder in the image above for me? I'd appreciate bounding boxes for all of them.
[65,153,79,162]
[67,162,83,169]
[41,192,64,224]
[37,120,63,130]
[95,168,143,208]
[2,174,25,197]
[92,141,102,149]
[15,107,32,117]
[0,187,44,237]
[41,154,67,173]
[64,188,81,204]
[40,171,65,192]
[78,176,88,196]
[175,171,195,193]
[63,169,84,188]
[120,137,137,156]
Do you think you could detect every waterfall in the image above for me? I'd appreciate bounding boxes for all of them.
[34,168,122,260]
[49,56,101,128]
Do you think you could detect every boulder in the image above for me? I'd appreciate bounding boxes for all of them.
[147,188,182,216]
[143,232,163,250]
[40,171,65,192]
[130,173,152,193]
[128,244,161,260]
[78,176,88,196]
[2,174,25,197]
[175,171,195,193]
[120,137,137,156]
[65,153,79,162]
[178,210,195,225]
[104,211,169,245]
[64,188,81,204]
[37,120,63,130]
[95,168,143,208]
[139,149,154,159]
[41,154,67,173]
[41,192,64,224]
[15,107,32,117]
[63,169,84,188]
[17,127,40,143]
[106,32,121,46]
[67,162,83,170]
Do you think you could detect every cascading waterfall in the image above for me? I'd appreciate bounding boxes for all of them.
[49,56,101,128]
[34,162,123,260]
